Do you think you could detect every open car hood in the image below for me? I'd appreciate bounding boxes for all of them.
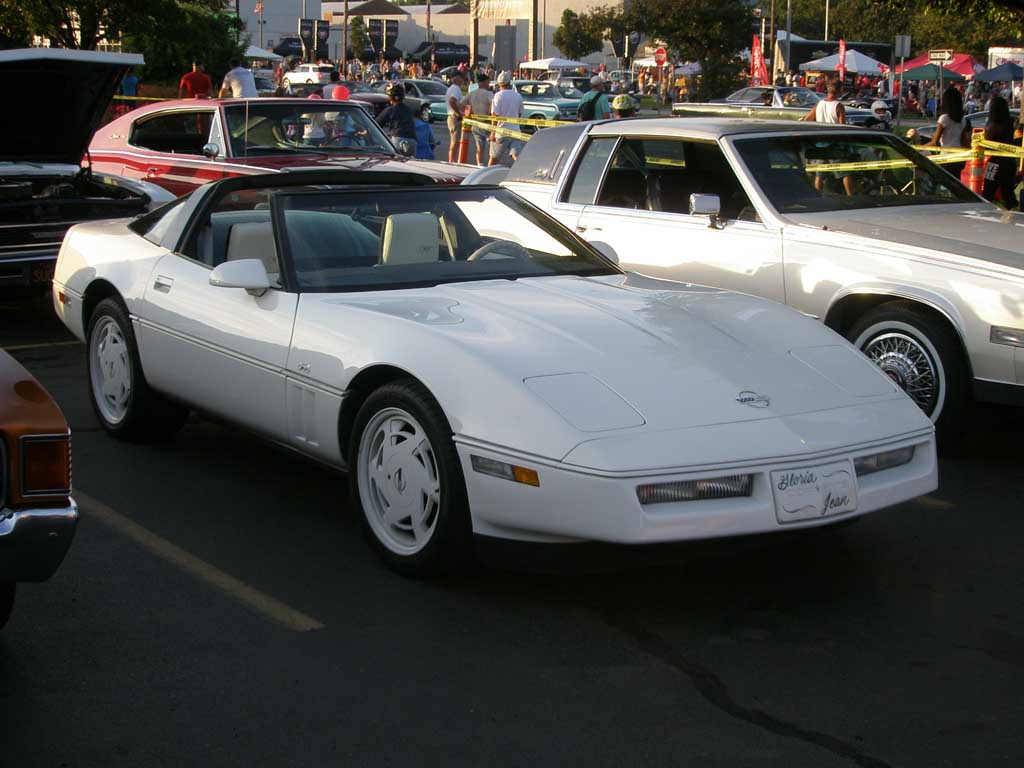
[0,48,144,165]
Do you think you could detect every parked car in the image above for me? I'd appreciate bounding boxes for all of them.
[52,169,936,574]
[675,86,874,125]
[512,80,581,123]
[502,117,1024,433]
[89,98,470,197]
[0,349,77,628]
[396,78,452,122]
[282,64,334,88]
[254,75,277,97]
[339,80,391,117]
[908,109,1020,145]
[0,48,173,289]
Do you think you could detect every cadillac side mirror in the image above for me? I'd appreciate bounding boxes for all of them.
[202,142,220,159]
[690,193,723,229]
[209,259,271,296]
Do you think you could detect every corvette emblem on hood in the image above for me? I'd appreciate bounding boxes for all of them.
[736,391,770,408]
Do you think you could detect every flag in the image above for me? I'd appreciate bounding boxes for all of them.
[751,35,769,85]
[254,1,263,13]
[838,38,847,81]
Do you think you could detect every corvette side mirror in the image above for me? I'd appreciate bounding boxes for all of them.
[202,142,220,159]
[209,259,271,296]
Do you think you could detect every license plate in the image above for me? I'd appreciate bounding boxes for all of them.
[771,460,857,523]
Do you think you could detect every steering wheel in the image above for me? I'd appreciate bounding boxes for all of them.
[467,240,533,262]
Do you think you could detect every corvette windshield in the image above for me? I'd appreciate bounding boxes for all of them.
[223,103,395,155]
[733,134,978,213]
[274,187,618,292]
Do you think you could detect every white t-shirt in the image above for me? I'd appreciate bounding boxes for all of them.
[223,67,258,98]
[445,83,463,116]
[814,99,842,123]
[937,113,964,147]
[491,88,523,128]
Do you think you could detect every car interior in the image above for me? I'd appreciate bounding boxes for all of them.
[130,111,215,155]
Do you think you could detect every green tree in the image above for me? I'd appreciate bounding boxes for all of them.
[349,16,370,58]
[579,5,628,55]
[552,9,604,61]
[627,0,752,100]
[123,3,245,84]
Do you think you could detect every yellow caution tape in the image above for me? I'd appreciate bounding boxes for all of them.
[467,113,573,128]
[462,116,532,141]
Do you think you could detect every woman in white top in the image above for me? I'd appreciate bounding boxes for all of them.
[924,86,966,179]
[802,81,847,124]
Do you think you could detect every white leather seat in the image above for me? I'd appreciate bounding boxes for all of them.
[379,213,439,265]
[225,221,280,284]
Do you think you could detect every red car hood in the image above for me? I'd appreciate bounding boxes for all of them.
[222,153,471,181]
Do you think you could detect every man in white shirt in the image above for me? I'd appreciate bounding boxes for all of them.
[489,71,524,166]
[445,71,465,162]
[218,59,259,98]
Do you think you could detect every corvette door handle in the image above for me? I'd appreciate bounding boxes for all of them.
[153,275,174,292]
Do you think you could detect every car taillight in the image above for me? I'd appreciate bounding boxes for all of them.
[21,435,71,497]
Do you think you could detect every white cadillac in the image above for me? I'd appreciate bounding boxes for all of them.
[501,117,1024,434]
[52,170,936,574]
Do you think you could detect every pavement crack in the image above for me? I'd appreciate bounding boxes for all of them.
[599,612,895,768]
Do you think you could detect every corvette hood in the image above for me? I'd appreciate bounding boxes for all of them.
[786,205,1024,273]
[327,274,908,436]
[0,48,143,164]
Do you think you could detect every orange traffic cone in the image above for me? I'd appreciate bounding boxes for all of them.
[963,128,985,193]
[457,120,472,164]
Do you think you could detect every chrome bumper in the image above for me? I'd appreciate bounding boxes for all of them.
[0,500,78,582]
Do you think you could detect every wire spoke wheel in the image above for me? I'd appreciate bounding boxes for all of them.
[862,331,939,414]
[357,407,441,556]
[89,316,132,424]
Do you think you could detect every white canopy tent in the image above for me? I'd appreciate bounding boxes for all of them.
[244,45,282,61]
[520,57,588,70]
[799,49,884,74]
[632,57,700,75]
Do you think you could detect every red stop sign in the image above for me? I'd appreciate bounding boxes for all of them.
[654,47,667,65]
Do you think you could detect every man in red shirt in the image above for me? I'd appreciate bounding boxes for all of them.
[178,62,212,99]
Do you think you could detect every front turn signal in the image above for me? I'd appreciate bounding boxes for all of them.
[21,435,72,497]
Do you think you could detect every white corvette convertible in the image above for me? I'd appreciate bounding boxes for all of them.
[53,170,937,574]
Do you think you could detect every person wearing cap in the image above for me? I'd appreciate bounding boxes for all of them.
[461,72,494,165]
[445,71,466,162]
[611,93,636,119]
[178,61,212,99]
[578,76,611,121]
[488,71,524,167]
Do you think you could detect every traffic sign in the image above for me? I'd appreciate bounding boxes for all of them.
[929,48,954,64]
[654,47,667,65]
[895,35,911,59]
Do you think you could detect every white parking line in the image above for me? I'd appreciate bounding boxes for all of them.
[75,490,325,632]
[3,340,82,352]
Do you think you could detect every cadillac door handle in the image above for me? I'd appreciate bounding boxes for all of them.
[153,275,174,293]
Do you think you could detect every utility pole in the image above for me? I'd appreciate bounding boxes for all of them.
[342,0,349,74]
[785,0,792,77]
[469,0,478,67]
[769,0,775,80]
[824,0,829,41]
[426,0,432,70]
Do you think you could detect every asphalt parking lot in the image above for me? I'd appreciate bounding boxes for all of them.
[3,291,1024,767]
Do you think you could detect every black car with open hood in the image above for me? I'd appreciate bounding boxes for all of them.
[0,48,173,289]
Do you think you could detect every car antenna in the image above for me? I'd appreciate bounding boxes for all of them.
[244,99,250,159]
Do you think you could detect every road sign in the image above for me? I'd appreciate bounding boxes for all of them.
[929,48,954,64]
[895,35,911,59]
[654,47,667,65]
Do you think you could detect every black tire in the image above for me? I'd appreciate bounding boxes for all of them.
[86,297,188,441]
[847,301,968,436]
[348,379,472,576]
[0,582,14,630]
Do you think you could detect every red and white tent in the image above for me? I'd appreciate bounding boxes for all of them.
[894,52,984,79]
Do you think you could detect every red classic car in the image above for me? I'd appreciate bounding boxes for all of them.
[0,350,77,628]
[89,98,469,196]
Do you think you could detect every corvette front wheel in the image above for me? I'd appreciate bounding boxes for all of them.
[86,298,188,441]
[350,380,472,576]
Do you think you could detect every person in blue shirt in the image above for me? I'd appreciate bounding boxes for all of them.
[119,69,139,97]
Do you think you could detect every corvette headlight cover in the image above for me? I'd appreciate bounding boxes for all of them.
[637,474,752,505]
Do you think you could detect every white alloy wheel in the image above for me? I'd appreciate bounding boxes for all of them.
[89,315,132,425]
[357,407,442,556]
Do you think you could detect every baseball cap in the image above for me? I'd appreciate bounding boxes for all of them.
[497,71,512,86]
[591,75,606,86]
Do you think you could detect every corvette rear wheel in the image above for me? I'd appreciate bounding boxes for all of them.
[87,298,188,441]
[848,301,967,436]
[350,380,471,576]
